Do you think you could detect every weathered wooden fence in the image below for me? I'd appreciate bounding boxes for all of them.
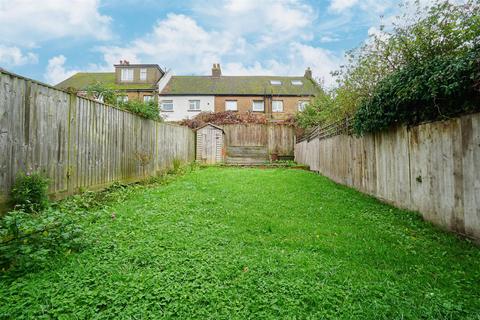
[295,113,480,240]
[222,124,295,164]
[0,70,195,207]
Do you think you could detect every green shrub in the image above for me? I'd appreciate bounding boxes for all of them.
[118,100,161,121]
[353,46,480,135]
[0,207,86,274]
[10,172,50,213]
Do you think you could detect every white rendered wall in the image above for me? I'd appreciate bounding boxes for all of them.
[159,96,215,121]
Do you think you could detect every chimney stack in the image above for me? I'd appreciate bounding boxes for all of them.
[212,63,222,77]
[304,67,312,79]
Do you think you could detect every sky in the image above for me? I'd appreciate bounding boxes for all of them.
[0,0,401,87]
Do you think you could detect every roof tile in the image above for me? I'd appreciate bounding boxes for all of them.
[160,76,320,96]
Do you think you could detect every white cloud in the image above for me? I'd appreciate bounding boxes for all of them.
[0,45,38,66]
[223,43,343,88]
[99,13,241,75]
[44,55,79,85]
[96,9,342,87]
[319,35,340,43]
[288,43,343,87]
[0,0,112,47]
[197,0,315,44]
[329,0,359,12]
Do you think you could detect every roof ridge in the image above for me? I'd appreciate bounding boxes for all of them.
[74,71,114,74]
[172,75,306,78]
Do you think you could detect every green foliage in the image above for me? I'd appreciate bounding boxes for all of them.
[10,172,49,213]
[118,100,161,121]
[354,45,480,134]
[85,82,117,105]
[294,91,357,129]
[85,82,161,121]
[0,207,86,274]
[1,165,197,277]
[297,0,479,132]
[1,168,479,318]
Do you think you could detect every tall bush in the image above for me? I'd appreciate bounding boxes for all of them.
[354,46,480,134]
[295,0,479,132]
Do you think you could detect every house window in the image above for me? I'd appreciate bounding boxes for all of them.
[117,95,128,103]
[161,100,174,111]
[140,68,147,81]
[298,100,309,111]
[252,100,264,112]
[143,95,153,102]
[189,100,201,111]
[291,80,303,86]
[270,80,282,85]
[120,68,134,82]
[272,100,284,112]
[225,100,237,111]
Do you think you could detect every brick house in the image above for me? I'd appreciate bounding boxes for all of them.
[158,64,320,121]
[55,61,164,103]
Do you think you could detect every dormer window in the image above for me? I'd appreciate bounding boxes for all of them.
[291,80,303,86]
[140,68,147,81]
[121,68,133,82]
[270,80,281,85]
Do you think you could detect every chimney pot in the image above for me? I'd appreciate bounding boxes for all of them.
[304,67,312,79]
[212,63,222,77]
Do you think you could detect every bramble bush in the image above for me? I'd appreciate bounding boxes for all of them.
[10,172,49,213]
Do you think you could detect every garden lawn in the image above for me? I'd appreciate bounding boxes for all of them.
[1,167,480,319]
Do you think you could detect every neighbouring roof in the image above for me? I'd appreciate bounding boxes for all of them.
[54,72,156,91]
[160,76,321,96]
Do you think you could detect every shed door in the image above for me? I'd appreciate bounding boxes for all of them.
[200,127,223,164]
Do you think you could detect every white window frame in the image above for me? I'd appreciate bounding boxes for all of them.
[140,68,147,81]
[298,100,309,111]
[270,80,282,85]
[291,80,303,86]
[225,100,237,111]
[117,95,128,103]
[272,100,284,113]
[188,100,201,111]
[120,68,134,82]
[252,100,264,112]
[161,100,174,111]
[143,95,153,102]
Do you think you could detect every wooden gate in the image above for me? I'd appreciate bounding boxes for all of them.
[196,124,225,164]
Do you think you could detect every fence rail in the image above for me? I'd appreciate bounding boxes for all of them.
[0,70,195,208]
[297,118,353,143]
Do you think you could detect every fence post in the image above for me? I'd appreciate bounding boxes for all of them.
[66,93,77,195]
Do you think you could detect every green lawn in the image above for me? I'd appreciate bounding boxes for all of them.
[1,167,480,319]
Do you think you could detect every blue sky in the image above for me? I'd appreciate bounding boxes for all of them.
[0,0,400,87]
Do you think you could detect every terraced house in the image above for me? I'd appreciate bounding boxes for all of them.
[158,64,321,121]
[55,61,164,102]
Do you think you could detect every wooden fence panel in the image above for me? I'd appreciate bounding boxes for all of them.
[222,124,295,156]
[295,113,480,240]
[0,70,195,208]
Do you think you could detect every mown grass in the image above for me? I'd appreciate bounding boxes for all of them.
[1,167,480,319]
